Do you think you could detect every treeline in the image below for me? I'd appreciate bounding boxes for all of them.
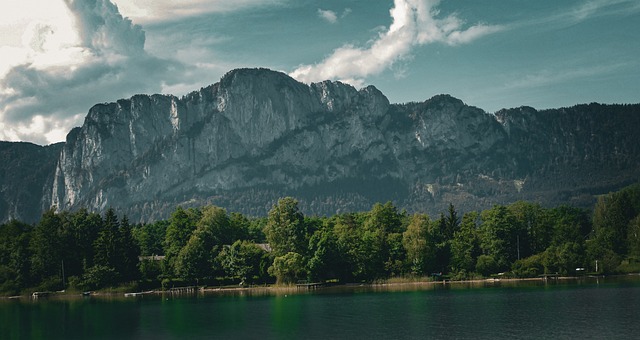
[1,184,640,294]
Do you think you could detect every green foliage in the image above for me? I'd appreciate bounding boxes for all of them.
[268,252,305,284]
[592,193,634,255]
[264,197,308,256]
[133,220,168,256]
[444,203,461,240]
[0,219,33,290]
[479,205,518,272]
[451,211,481,274]
[228,212,251,241]
[163,207,199,276]
[628,215,640,258]
[118,216,140,282]
[30,208,63,282]
[365,202,404,234]
[174,227,217,283]
[80,265,118,290]
[512,254,544,277]
[476,254,498,276]
[93,208,120,270]
[543,242,583,275]
[429,214,451,273]
[198,206,233,245]
[307,223,343,282]
[4,182,640,294]
[402,214,433,276]
[92,210,139,282]
[385,232,406,276]
[358,202,406,280]
[333,213,363,282]
[139,259,162,282]
[217,240,268,284]
[247,217,268,243]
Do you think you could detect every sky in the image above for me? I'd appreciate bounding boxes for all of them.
[1,0,639,145]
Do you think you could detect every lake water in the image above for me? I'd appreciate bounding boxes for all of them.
[2,276,640,339]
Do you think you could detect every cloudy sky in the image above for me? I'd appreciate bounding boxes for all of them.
[1,0,639,145]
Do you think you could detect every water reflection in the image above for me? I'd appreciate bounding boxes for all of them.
[2,275,639,339]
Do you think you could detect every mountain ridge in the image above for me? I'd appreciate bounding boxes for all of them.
[2,68,639,223]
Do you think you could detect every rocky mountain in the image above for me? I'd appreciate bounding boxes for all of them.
[3,68,640,223]
[0,141,63,222]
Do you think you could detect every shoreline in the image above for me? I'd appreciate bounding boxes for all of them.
[5,273,635,301]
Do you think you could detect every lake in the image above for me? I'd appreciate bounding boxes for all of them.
[2,276,640,339]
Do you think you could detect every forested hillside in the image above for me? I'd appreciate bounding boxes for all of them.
[2,183,639,295]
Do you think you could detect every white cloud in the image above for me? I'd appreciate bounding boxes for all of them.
[504,63,629,90]
[111,0,285,23]
[318,9,338,24]
[1,0,293,144]
[290,0,502,86]
[512,0,640,30]
[570,0,640,21]
[0,0,186,145]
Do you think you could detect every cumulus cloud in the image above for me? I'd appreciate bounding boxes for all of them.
[317,8,351,24]
[0,0,185,145]
[318,9,338,24]
[290,0,502,86]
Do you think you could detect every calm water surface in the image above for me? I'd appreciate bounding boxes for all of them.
[2,276,639,339]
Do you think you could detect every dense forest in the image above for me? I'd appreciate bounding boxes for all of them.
[1,183,639,295]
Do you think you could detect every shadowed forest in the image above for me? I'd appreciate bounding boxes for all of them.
[1,183,639,295]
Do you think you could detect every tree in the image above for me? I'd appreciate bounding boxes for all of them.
[133,220,168,256]
[385,232,406,276]
[476,254,498,276]
[247,217,268,243]
[429,214,451,273]
[0,220,33,291]
[63,209,102,277]
[218,240,267,284]
[479,205,518,272]
[268,252,306,284]
[548,206,590,246]
[628,215,640,258]
[174,227,216,283]
[229,212,251,241]
[30,208,63,284]
[333,213,364,282]
[543,242,583,275]
[592,192,634,256]
[507,201,545,258]
[117,216,140,282]
[307,225,338,281]
[360,202,405,279]
[264,197,308,257]
[402,214,434,276]
[198,206,232,245]
[93,208,120,271]
[451,211,481,274]
[164,207,199,275]
[365,202,404,234]
[444,203,460,240]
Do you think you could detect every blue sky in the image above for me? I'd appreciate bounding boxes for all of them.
[1,0,639,144]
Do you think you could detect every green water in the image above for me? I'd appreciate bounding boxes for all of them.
[2,276,640,339]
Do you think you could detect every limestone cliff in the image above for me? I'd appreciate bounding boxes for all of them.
[0,141,62,222]
[3,68,640,222]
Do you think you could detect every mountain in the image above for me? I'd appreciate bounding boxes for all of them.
[0,141,63,222]
[3,68,640,223]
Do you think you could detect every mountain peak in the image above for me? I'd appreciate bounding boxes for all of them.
[1,68,639,223]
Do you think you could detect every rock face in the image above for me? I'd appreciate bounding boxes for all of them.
[3,68,640,222]
[0,141,63,222]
